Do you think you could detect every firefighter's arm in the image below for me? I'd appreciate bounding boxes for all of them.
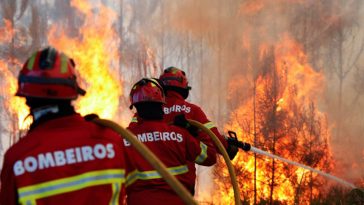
[193,106,232,153]
[0,156,18,205]
[173,114,215,149]
[183,130,217,166]
[173,113,236,160]
[173,114,199,136]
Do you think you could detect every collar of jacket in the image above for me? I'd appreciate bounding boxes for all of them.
[166,90,184,100]
[32,105,60,122]
[29,105,76,130]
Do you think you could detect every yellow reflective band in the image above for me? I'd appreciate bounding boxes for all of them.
[110,182,122,205]
[60,54,68,73]
[24,199,36,205]
[18,169,125,205]
[204,122,216,129]
[126,165,188,187]
[27,53,37,70]
[195,142,208,164]
[130,117,138,123]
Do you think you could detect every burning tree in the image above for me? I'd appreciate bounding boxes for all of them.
[0,0,33,149]
[212,37,334,205]
[0,1,362,203]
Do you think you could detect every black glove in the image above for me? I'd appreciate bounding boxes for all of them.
[84,113,99,121]
[226,139,239,160]
[173,114,199,137]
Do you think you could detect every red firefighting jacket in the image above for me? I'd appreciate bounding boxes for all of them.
[125,120,216,205]
[0,114,127,205]
[129,90,228,195]
[130,90,228,151]
[163,91,227,149]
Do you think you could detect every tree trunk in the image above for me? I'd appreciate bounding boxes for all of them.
[269,134,276,205]
[294,172,305,205]
[217,0,222,126]
[253,81,257,205]
[160,0,165,69]
[269,53,278,205]
[336,26,344,142]
[199,0,204,105]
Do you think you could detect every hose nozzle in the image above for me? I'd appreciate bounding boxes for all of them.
[227,131,251,151]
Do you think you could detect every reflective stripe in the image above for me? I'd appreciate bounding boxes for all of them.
[204,122,216,129]
[18,169,124,205]
[60,54,68,73]
[25,200,36,205]
[111,182,121,205]
[130,117,138,123]
[27,53,37,70]
[195,142,208,164]
[126,165,188,186]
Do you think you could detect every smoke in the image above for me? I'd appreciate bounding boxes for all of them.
[161,0,364,183]
[0,0,363,201]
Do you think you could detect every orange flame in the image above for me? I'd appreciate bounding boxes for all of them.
[0,59,30,130]
[0,20,14,42]
[140,36,159,77]
[48,0,122,120]
[239,1,264,15]
[213,35,332,204]
[0,20,30,132]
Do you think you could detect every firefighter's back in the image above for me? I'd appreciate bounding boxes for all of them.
[126,121,189,205]
[1,114,126,205]
[126,120,214,205]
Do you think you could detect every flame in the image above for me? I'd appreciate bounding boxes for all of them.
[213,35,333,204]
[0,0,123,150]
[48,0,122,120]
[139,36,159,77]
[0,20,14,42]
[0,0,125,148]
[239,0,305,16]
[0,59,30,130]
[276,98,284,112]
[239,1,265,15]
[0,20,30,132]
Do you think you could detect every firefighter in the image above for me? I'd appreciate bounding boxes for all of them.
[159,67,238,157]
[160,66,239,190]
[131,67,238,157]
[129,67,238,194]
[126,78,216,205]
[0,47,127,205]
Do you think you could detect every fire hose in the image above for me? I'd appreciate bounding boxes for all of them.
[187,120,242,205]
[91,118,198,205]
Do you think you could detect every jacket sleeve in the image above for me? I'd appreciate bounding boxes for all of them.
[182,129,217,166]
[0,154,18,205]
[191,105,228,151]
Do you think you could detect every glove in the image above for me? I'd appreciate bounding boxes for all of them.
[84,113,99,121]
[226,138,239,160]
[173,114,199,137]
